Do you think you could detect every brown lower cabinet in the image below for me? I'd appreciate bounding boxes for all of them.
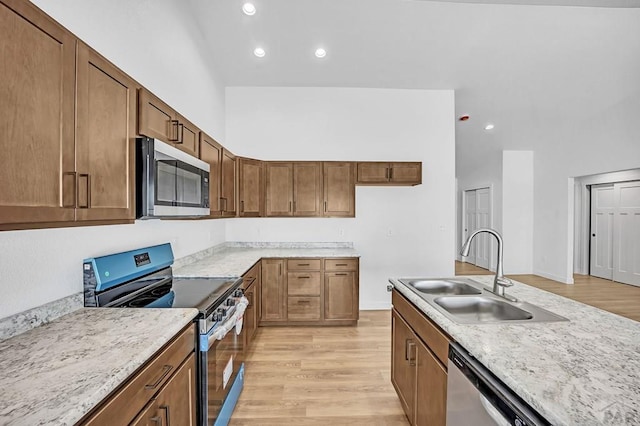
[260,257,359,326]
[80,325,196,426]
[391,290,449,426]
[242,261,262,349]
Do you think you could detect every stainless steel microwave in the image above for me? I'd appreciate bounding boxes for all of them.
[136,137,210,218]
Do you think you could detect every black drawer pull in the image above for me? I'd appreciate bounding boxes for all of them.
[335,263,348,266]
[298,276,311,279]
[297,263,310,266]
[145,365,173,389]
[335,273,348,276]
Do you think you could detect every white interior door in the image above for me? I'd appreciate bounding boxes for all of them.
[612,181,640,287]
[590,184,615,280]
[475,188,491,269]
[463,190,477,264]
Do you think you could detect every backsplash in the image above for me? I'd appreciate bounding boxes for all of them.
[0,293,83,342]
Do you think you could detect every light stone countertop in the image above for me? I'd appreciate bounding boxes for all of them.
[390,275,640,426]
[174,245,360,278]
[0,308,198,426]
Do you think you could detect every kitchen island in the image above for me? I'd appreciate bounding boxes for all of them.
[390,275,640,425]
[0,308,198,425]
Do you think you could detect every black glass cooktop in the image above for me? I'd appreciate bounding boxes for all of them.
[171,277,242,316]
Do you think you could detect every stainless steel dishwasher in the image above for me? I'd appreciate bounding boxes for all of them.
[446,343,551,426]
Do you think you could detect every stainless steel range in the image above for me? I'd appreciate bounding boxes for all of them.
[83,243,246,426]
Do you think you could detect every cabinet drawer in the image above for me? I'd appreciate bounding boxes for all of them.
[288,271,321,296]
[324,258,358,271]
[287,297,321,320]
[392,290,450,366]
[287,259,321,271]
[242,261,261,289]
[81,324,196,425]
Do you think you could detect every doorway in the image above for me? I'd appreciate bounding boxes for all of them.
[462,187,491,270]
[590,181,640,287]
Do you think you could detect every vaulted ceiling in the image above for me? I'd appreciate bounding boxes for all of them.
[188,0,640,172]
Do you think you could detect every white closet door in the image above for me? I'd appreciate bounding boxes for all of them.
[612,181,640,287]
[590,184,615,280]
[463,190,477,264]
[475,188,491,269]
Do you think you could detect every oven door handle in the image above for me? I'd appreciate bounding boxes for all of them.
[207,296,249,348]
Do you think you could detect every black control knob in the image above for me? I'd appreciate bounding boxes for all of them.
[226,298,236,307]
[233,289,244,297]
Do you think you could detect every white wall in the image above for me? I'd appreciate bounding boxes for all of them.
[30,0,226,142]
[502,151,534,274]
[225,87,456,310]
[0,1,229,320]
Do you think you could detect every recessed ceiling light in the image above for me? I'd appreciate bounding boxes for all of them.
[242,3,256,16]
[484,123,495,131]
[315,48,327,59]
[253,47,265,58]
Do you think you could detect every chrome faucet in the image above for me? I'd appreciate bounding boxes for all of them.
[460,228,514,300]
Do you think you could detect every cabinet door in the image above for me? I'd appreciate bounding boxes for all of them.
[75,44,136,222]
[390,162,422,185]
[221,149,236,216]
[130,399,162,426]
[265,162,293,217]
[239,158,264,217]
[323,162,355,217]
[293,162,322,217]
[138,88,176,142]
[175,113,199,158]
[200,133,222,216]
[356,162,390,184]
[391,310,416,424]
[154,353,197,426]
[415,339,447,426]
[243,282,256,349]
[0,0,76,226]
[261,259,286,321]
[324,271,358,321]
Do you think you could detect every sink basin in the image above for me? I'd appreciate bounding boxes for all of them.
[392,277,569,324]
[434,296,533,322]
[399,278,482,295]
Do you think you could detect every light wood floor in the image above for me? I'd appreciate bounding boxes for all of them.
[455,261,640,322]
[230,311,409,425]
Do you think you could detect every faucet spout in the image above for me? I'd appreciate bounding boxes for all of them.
[459,228,513,299]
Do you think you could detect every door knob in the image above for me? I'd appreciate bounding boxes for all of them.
[592,234,596,237]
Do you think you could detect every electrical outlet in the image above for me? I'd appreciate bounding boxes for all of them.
[338,229,345,237]
[387,229,393,237]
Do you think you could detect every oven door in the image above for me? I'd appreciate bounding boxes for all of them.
[200,304,247,426]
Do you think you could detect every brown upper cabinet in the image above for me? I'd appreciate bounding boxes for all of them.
[199,132,222,215]
[75,43,137,222]
[238,158,264,217]
[265,162,322,217]
[0,0,77,228]
[199,133,236,218]
[138,89,199,158]
[323,162,355,217]
[356,162,422,186]
[0,1,136,230]
[220,149,237,217]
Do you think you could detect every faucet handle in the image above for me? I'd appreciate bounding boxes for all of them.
[496,277,513,288]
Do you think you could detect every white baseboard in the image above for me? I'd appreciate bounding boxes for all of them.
[533,269,574,284]
[360,302,392,310]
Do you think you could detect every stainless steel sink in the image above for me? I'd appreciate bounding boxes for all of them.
[399,278,482,295]
[434,296,533,322]
[394,277,569,324]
